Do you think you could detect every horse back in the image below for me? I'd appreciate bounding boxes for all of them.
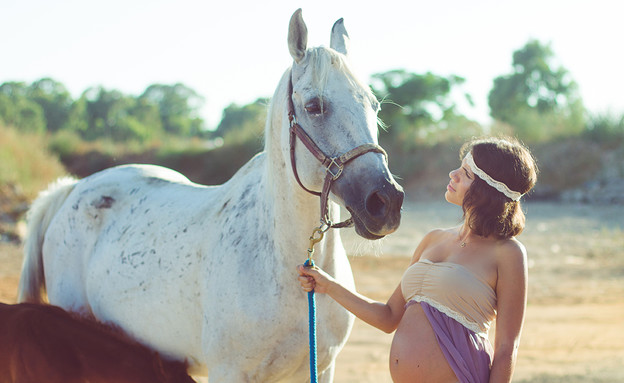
[54,160,267,250]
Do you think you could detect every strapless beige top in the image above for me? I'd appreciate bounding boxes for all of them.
[401,259,497,336]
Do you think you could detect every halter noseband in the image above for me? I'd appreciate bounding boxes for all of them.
[287,73,387,229]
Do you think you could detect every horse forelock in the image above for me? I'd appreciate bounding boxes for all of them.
[303,47,373,102]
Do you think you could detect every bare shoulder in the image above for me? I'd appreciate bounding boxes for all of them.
[420,227,457,249]
[428,226,462,242]
[494,238,528,309]
[425,227,451,240]
[496,238,528,273]
[410,227,456,263]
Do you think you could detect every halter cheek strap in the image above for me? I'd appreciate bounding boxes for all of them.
[464,151,523,201]
[287,74,387,227]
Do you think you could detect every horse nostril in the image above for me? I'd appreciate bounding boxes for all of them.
[366,191,388,218]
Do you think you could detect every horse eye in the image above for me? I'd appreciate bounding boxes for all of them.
[304,99,324,115]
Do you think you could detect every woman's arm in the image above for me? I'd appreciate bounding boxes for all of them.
[489,240,528,383]
[297,229,440,334]
[298,265,405,333]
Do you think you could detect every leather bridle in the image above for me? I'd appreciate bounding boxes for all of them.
[287,73,388,229]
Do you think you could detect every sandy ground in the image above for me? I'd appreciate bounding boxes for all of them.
[1,201,623,382]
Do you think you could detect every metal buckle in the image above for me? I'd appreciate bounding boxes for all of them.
[326,158,343,180]
[288,112,298,128]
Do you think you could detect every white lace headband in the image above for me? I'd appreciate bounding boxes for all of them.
[464,151,523,201]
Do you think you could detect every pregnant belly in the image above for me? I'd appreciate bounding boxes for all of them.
[389,302,457,383]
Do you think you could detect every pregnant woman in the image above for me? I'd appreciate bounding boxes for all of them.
[298,136,538,382]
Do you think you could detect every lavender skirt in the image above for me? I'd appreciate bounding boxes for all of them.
[409,301,493,383]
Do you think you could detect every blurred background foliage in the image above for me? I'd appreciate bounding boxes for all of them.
[1,39,623,201]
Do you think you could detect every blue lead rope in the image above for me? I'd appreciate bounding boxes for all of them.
[303,258,318,383]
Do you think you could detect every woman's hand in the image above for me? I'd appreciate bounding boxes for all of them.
[297,263,406,333]
[297,264,335,294]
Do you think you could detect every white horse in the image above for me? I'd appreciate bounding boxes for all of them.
[18,9,404,382]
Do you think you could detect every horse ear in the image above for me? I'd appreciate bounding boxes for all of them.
[330,18,350,56]
[288,8,308,63]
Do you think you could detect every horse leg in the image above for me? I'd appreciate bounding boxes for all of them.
[319,362,336,383]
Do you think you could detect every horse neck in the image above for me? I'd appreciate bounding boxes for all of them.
[266,181,343,270]
[263,70,342,267]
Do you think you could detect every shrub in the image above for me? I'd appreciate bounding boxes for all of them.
[531,138,602,195]
[583,113,624,147]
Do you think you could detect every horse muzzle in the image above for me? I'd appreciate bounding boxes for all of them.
[336,173,404,240]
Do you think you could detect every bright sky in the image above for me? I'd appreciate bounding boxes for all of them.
[2,0,622,130]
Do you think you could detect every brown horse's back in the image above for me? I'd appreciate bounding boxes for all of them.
[0,303,196,383]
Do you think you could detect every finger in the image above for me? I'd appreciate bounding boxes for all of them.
[298,275,314,286]
[297,264,313,275]
[297,264,305,275]
[298,265,316,277]
[304,264,319,271]
[302,265,320,276]
[304,280,316,290]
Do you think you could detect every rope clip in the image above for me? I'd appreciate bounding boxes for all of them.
[306,224,329,264]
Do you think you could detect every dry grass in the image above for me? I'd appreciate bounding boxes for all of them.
[0,125,67,198]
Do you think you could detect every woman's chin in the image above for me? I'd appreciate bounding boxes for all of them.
[444,191,461,206]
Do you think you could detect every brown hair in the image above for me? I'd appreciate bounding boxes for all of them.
[460,137,538,239]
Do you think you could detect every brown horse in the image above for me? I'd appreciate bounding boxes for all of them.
[0,303,196,383]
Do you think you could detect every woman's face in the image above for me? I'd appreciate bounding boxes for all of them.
[445,156,475,206]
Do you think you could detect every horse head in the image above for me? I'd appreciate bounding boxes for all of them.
[284,9,404,239]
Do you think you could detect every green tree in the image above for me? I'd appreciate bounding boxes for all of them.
[129,97,163,136]
[488,40,584,142]
[0,82,46,133]
[64,95,88,134]
[370,70,477,147]
[215,98,267,144]
[140,83,205,137]
[27,78,73,133]
[72,87,155,141]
